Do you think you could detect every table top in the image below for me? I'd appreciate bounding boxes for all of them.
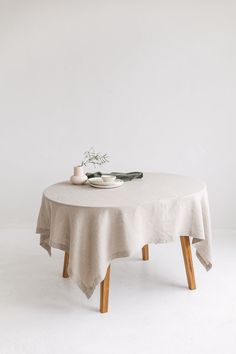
[44,173,206,208]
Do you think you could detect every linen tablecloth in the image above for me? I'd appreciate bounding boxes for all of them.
[36,173,212,298]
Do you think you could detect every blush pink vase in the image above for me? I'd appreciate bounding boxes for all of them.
[70,166,88,185]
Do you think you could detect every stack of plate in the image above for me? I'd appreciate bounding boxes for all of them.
[88,177,124,189]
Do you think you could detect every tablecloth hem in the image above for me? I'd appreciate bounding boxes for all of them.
[36,228,71,255]
[36,230,212,298]
[69,247,152,298]
[196,250,212,271]
[75,237,212,298]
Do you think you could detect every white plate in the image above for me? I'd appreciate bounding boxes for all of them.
[88,179,124,189]
[88,177,117,186]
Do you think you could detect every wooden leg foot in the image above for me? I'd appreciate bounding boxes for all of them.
[142,244,149,261]
[180,236,196,290]
[100,265,111,313]
[63,252,69,278]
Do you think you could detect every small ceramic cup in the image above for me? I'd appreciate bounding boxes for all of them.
[101,175,116,183]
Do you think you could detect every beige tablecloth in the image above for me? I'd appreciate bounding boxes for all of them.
[36,173,212,298]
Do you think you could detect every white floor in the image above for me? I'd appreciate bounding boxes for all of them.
[0,227,235,354]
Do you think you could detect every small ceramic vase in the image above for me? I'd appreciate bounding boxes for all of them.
[70,165,88,185]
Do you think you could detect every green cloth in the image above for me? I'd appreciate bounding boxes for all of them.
[86,171,143,182]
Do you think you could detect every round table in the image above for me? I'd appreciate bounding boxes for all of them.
[36,173,212,313]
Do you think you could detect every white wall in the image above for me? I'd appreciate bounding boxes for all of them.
[0,0,235,228]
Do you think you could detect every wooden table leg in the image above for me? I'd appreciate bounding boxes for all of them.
[142,244,149,261]
[100,265,111,313]
[180,236,196,290]
[62,252,69,278]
